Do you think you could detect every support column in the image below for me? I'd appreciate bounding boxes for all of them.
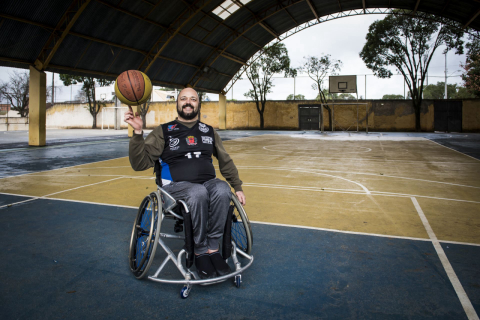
[219,93,226,130]
[29,65,46,146]
[128,105,138,137]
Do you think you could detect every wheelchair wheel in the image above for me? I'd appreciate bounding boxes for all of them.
[231,193,253,254]
[128,192,162,279]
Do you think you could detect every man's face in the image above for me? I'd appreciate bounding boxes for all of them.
[177,88,199,120]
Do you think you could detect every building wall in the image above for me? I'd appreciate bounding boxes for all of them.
[462,100,480,132]
[9,99,479,132]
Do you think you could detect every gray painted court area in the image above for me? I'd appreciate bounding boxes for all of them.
[0,129,479,319]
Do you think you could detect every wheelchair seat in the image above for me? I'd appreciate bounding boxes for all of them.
[128,186,254,299]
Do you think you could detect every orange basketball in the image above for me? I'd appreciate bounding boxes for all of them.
[114,70,152,105]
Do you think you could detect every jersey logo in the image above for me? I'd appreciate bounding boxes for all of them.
[169,137,180,150]
[199,123,209,133]
[168,124,179,131]
[201,136,213,144]
[186,136,197,146]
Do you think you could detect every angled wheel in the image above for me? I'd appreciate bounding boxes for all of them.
[129,192,162,279]
[230,193,253,254]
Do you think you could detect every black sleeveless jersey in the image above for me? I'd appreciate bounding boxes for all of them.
[159,120,216,186]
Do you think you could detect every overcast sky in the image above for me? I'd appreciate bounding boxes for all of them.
[0,14,467,102]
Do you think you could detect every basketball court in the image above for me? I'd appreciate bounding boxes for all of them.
[1,130,479,319]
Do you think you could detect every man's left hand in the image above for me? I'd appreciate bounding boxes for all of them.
[235,191,246,206]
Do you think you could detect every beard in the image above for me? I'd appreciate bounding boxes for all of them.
[178,103,199,120]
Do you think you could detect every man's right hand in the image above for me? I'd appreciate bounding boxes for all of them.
[124,106,143,134]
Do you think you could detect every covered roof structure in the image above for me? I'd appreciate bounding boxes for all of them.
[1,0,480,94]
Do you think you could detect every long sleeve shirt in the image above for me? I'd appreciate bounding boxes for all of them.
[129,119,243,192]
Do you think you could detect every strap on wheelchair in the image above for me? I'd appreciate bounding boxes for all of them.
[154,160,162,187]
[179,205,195,268]
[222,205,235,260]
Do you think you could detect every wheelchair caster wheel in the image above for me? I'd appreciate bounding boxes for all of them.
[234,275,241,288]
[180,285,191,299]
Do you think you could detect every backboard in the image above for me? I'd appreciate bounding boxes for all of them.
[329,75,357,93]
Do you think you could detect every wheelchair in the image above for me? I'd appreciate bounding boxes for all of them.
[128,185,254,299]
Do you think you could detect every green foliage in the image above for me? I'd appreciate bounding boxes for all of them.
[360,11,464,130]
[297,55,342,104]
[461,32,480,97]
[286,94,305,100]
[242,43,295,129]
[382,94,405,99]
[316,89,338,101]
[337,93,356,100]
[422,81,475,99]
[59,74,113,128]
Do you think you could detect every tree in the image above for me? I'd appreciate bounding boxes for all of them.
[461,32,480,97]
[382,94,405,99]
[242,43,296,129]
[60,75,113,128]
[360,11,464,131]
[316,89,338,101]
[0,71,30,117]
[298,55,342,129]
[286,94,305,100]
[422,82,456,99]
[138,99,151,129]
[337,93,356,100]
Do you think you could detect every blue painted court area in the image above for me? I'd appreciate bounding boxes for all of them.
[0,195,476,319]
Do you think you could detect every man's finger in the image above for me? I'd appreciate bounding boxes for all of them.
[135,112,139,117]
[128,106,133,113]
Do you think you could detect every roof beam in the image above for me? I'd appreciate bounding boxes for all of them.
[1,12,247,72]
[34,0,92,70]
[337,0,342,11]
[463,7,480,29]
[233,0,280,40]
[277,0,298,24]
[305,0,320,22]
[0,56,220,91]
[138,0,213,74]
[362,0,366,14]
[412,0,421,15]
[189,0,303,88]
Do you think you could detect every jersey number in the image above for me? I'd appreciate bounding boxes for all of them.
[185,152,201,159]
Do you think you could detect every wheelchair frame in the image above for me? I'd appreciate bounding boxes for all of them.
[128,186,254,298]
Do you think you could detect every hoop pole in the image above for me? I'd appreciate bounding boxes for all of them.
[366,104,369,134]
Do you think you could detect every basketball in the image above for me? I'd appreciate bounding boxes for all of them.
[114,70,152,105]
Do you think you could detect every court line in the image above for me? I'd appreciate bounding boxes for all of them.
[228,152,480,165]
[411,197,479,320]
[0,138,129,153]
[263,145,373,153]
[428,139,480,162]
[1,190,479,248]
[0,177,123,209]
[243,182,480,204]
[233,165,480,190]
[237,167,371,194]
[0,155,128,180]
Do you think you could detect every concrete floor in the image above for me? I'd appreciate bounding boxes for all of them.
[0,129,479,319]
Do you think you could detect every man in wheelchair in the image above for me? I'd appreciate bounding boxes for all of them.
[124,87,246,279]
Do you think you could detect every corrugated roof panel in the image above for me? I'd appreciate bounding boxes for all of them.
[227,38,261,61]
[144,0,189,27]
[48,35,95,68]
[72,1,164,53]
[106,50,149,76]
[1,0,71,27]
[289,2,319,23]
[116,0,155,19]
[160,36,213,66]
[175,65,199,84]
[0,20,50,62]
[263,10,298,35]
[211,56,242,75]
[243,25,274,46]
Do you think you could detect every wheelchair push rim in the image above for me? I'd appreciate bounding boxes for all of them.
[128,192,162,279]
[230,193,253,255]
